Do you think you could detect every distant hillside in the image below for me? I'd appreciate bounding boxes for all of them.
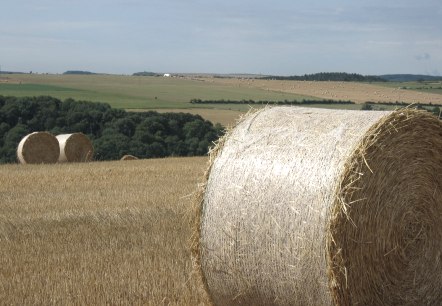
[380,74,442,82]
[132,71,161,76]
[63,70,97,75]
[261,72,385,82]
[0,71,25,74]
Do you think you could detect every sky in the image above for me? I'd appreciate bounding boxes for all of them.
[1,0,441,76]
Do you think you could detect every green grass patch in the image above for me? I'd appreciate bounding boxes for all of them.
[375,81,442,95]
[0,83,86,94]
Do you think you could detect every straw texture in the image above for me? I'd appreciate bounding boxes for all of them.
[56,133,94,162]
[17,132,60,164]
[196,106,442,306]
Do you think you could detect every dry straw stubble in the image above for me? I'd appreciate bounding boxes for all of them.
[56,133,94,162]
[17,131,60,164]
[196,106,442,305]
[0,157,211,305]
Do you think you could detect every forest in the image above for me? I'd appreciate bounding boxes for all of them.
[0,95,223,163]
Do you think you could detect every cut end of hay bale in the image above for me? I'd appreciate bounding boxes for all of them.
[17,132,60,164]
[196,106,442,306]
[328,109,442,305]
[120,154,139,161]
[56,133,94,162]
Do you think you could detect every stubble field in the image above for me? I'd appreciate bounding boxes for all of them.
[0,157,211,305]
[207,77,442,104]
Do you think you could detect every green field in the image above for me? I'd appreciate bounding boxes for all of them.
[0,74,317,109]
[377,81,442,95]
[0,83,94,100]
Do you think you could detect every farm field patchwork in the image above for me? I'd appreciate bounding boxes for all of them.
[2,73,441,127]
[3,74,440,111]
[0,157,211,305]
[0,74,316,109]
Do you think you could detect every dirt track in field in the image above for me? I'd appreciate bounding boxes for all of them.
[206,78,442,104]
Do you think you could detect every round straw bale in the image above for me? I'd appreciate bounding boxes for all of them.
[17,132,60,164]
[195,107,442,305]
[56,133,93,162]
[120,154,138,161]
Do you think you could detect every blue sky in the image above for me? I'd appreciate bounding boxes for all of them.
[1,0,441,75]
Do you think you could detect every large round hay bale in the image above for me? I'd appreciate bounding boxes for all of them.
[120,154,138,161]
[17,132,60,164]
[56,133,93,162]
[195,107,442,305]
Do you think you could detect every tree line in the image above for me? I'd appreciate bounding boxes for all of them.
[63,71,98,75]
[190,98,354,105]
[0,96,223,163]
[191,99,441,116]
[363,101,441,115]
[260,72,386,82]
[132,71,161,77]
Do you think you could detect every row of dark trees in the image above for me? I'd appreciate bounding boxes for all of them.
[260,72,386,82]
[190,98,354,105]
[63,70,97,75]
[191,98,441,115]
[0,96,223,163]
[132,71,161,77]
[362,102,441,115]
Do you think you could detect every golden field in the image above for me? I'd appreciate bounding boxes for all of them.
[0,157,211,305]
[149,108,244,127]
[206,77,442,104]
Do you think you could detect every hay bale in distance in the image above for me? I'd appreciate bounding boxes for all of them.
[17,132,60,164]
[196,107,442,305]
[56,133,93,162]
[120,154,138,161]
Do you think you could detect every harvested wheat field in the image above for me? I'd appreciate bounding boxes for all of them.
[206,78,442,104]
[0,157,210,305]
[152,108,244,127]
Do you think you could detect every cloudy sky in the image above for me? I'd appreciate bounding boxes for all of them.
[1,0,441,75]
